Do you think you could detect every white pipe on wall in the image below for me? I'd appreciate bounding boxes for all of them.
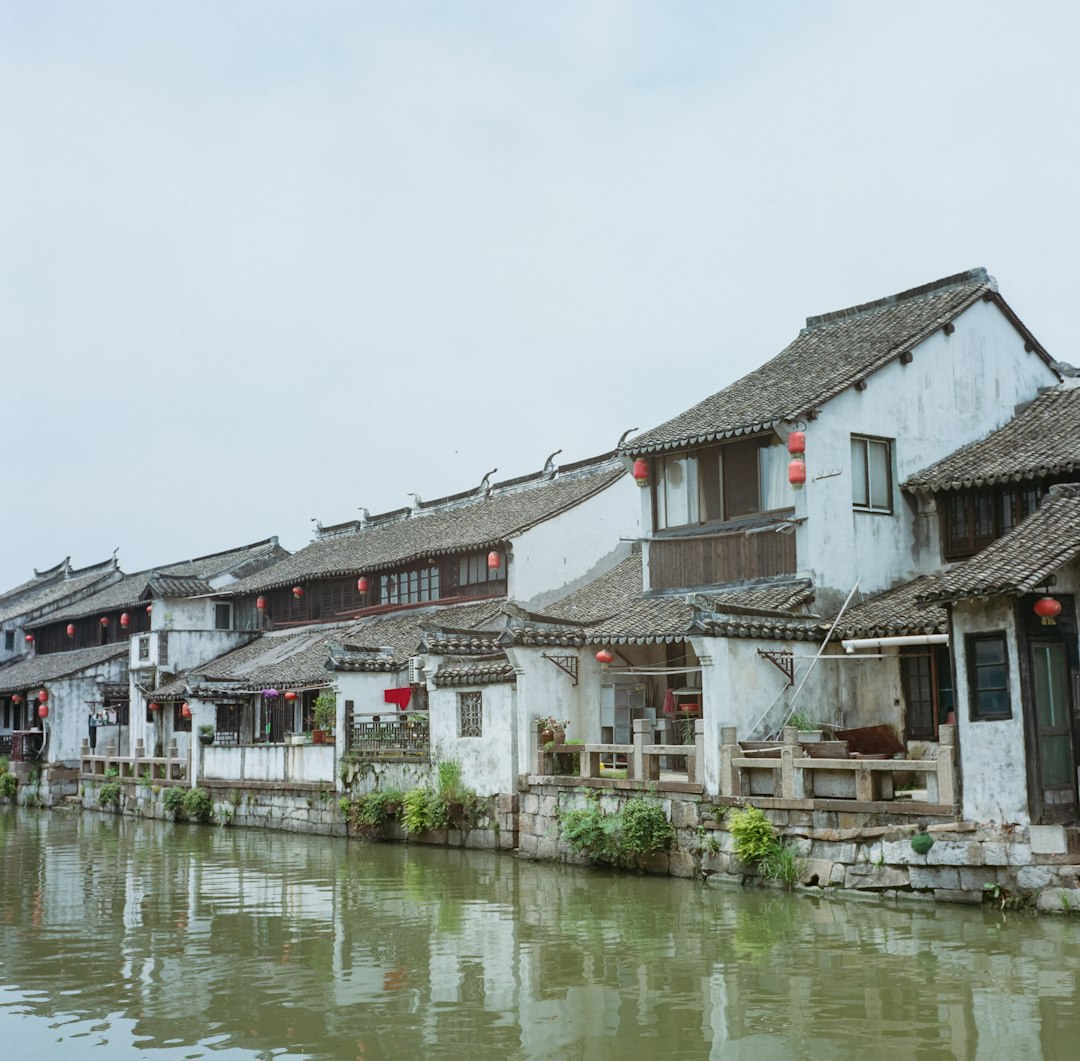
[841,633,949,654]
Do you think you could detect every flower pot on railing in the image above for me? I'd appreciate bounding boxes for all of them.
[312,729,326,745]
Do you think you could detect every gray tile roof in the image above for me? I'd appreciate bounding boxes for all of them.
[140,674,190,702]
[218,460,626,597]
[0,562,120,624]
[433,658,517,687]
[0,643,128,694]
[191,601,502,690]
[625,270,1054,455]
[28,539,284,626]
[536,554,644,624]
[904,387,1080,492]
[918,483,1080,603]
[142,576,213,599]
[191,627,342,694]
[829,576,948,639]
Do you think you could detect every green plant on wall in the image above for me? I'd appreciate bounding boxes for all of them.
[559,795,673,870]
[728,804,804,889]
[182,787,213,822]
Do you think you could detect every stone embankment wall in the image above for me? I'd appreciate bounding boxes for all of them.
[518,780,1080,915]
[77,776,345,835]
[48,774,1080,916]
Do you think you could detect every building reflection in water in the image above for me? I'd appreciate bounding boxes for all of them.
[1,808,1079,1059]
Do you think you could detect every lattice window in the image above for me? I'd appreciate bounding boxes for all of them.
[138,636,150,661]
[157,632,169,666]
[458,691,483,737]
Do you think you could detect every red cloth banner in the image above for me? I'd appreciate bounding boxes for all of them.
[384,688,412,709]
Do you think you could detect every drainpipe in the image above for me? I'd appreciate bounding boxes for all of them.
[841,634,949,654]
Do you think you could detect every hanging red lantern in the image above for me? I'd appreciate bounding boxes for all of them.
[120,613,130,629]
[181,702,192,719]
[632,458,649,487]
[146,604,153,614]
[12,694,22,705]
[37,689,48,704]
[100,616,109,627]
[487,551,501,570]
[789,458,806,490]
[357,577,369,593]
[596,648,615,665]
[256,596,266,611]
[787,431,806,455]
[284,690,298,702]
[66,623,75,638]
[24,634,33,644]
[38,703,48,720]
[148,701,160,712]
[292,586,304,599]
[1034,596,1062,624]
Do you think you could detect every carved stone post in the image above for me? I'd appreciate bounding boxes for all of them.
[935,723,956,806]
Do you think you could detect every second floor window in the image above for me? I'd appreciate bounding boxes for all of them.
[380,565,440,606]
[851,436,893,513]
[944,486,1042,560]
[654,438,789,530]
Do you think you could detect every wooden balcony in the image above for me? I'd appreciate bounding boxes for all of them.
[648,524,796,591]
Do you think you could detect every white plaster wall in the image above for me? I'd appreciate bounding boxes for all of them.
[952,598,1029,824]
[43,658,129,764]
[430,683,515,795]
[511,474,640,610]
[796,300,1059,608]
[150,597,214,631]
[129,628,251,674]
[199,743,334,784]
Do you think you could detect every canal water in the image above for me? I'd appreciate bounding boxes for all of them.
[2,809,1079,1060]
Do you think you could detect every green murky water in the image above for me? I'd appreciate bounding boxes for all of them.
[1,807,1079,1059]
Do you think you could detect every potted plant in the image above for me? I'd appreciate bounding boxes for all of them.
[535,715,569,745]
[312,692,337,745]
[197,724,215,746]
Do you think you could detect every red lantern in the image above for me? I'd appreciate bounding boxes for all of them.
[146,604,152,614]
[787,431,806,455]
[181,702,192,719]
[120,613,130,629]
[1034,596,1062,624]
[256,596,266,611]
[24,634,33,644]
[149,701,160,712]
[487,551,501,570]
[37,689,48,704]
[596,648,615,665]
[789,458,806,490]
[38,703,48,720]
[100,616,109,627]
[632,458,649,487]
[292,586,304,599]
[66,623,75,638]
[284,690,298,702]
[357,577,369,593]
[12,694,22,705]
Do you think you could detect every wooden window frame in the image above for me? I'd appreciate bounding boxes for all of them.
[651,436,792,532]
[966,632,1012,721]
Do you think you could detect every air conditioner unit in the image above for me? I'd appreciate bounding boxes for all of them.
[408,656,425,685]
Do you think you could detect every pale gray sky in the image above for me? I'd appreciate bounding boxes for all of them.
[3,2,1079,588]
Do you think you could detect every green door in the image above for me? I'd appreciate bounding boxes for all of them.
[1031,641,1078,822]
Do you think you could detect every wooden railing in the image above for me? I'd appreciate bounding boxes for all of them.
[80,737,186,783]
[538,719,704,786]
[347,713,429,762]
[720,725,956,806]
[649,524,796,591]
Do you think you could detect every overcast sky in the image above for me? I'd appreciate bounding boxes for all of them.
[3,2,1079,589]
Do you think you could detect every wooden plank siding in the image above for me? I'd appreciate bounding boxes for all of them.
[649,528,796,590]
